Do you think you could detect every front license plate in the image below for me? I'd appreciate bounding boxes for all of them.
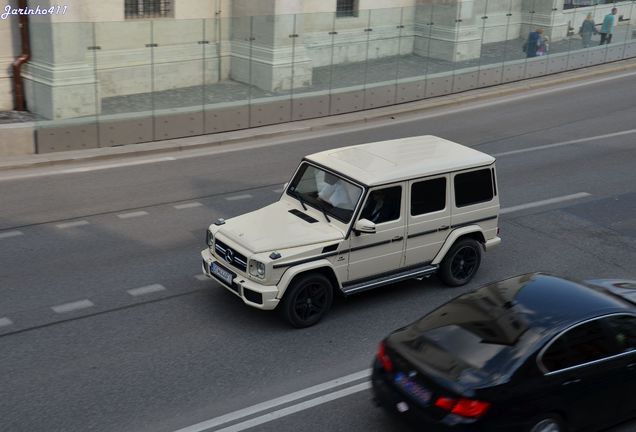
[211,262,233,285]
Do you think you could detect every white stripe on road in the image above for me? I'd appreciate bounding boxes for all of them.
[225,194,252,201]
[0,230,23,239]
[0,317,14,327]
[174,202,203,210]
[117,211,149,219]
[216,382,371,432]
[56,220,89,229]
[493,129,636,157]
[0,157,177,182]
[61,157,176,173]
[127,284,166,297]
[172,369,371,432]
[51,299,94,314]
[501,192,591,214]
[194,274,209,281]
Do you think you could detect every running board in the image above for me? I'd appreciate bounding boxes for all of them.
[341,264,439,296]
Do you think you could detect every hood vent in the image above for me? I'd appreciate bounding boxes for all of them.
[289,209,318,224]
[322,243,339,253]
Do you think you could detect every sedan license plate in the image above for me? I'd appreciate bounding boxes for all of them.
[394,372,432,406]
[211,262,233,285]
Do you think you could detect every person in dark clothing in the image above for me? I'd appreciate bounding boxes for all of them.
[362,188,400,224]
[523,28,544,58]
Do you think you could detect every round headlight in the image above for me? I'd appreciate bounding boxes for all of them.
[249,260,266,279]
[206,229,214,247]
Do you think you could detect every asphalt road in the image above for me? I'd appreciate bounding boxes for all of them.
[1,70,636,432]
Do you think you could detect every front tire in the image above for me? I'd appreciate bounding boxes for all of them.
[438,238,482,286]
[280,273,333,328]
[528,415,566,432]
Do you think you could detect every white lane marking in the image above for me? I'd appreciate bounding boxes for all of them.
[0,157,176,182]
[216,382,371,432]
[62,157,176,173]
[51,299,94,314]
[194,274,209,281]
[127,284,166,297]
[225,194,252,201]
[56,220,89,229]
[172,369,371,432]
[117,211,149,219]
[174,202,203,210]
[0,230,23,239]
[501,192,591,214]
[0,317,14,327]
[493,129,636,157]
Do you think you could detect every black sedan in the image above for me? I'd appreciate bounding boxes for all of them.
[372,273,636,432]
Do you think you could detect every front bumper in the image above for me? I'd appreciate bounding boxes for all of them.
[201,248,280,310]
[484,236,501,251]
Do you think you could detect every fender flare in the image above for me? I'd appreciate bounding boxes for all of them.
[276,259,340,299]
[432,226,485,265]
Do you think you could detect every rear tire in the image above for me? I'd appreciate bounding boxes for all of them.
[438,238,482,286]
[527,415,566,432]
[280,273,333,328]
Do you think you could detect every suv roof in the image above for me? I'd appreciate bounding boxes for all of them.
[305,135,495,186]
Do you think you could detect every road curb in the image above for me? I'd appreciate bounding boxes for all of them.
[2,58,636,171]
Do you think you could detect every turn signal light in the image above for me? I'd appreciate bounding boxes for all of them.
[434,395,491,419]
[376,341,394,372]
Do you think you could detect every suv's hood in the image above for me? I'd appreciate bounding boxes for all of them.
[218,201,344,253]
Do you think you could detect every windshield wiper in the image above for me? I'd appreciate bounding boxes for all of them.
[291,190,308,211]
[317,202,331,223]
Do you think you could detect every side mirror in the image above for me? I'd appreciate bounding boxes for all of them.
[354,218,376,235]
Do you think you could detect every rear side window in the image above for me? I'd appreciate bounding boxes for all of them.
[603,315,636,353]
[411,178,446,216]
[541,320,618,372]
[454,169,494,207]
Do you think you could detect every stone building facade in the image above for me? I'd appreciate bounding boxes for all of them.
[0,0,631,118]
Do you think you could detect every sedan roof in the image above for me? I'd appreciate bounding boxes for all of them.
[387,273,634,386]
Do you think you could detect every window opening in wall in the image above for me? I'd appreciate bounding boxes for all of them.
[336,0,358,17]
[125,0,172,18]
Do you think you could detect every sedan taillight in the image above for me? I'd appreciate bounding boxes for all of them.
[434,395,491,419]
[376,341,393,372]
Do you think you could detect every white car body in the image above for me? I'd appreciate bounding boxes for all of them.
[201,135,501,325]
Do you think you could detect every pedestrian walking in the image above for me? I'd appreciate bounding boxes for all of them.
[523,28,544,58]
[599,7,617,45]
[579,13,597,48]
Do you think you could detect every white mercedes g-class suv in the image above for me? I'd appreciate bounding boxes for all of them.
[201,136,501,327]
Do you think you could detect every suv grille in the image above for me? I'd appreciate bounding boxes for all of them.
[214,239,247,272]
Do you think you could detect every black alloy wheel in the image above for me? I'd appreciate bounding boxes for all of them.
[280,273,333,328]
[438,238,482,286]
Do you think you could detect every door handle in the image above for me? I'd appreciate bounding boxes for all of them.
[561,378,581,386]
[438,225,449,231]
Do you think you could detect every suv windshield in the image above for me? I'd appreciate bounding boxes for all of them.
[287,162,363,223]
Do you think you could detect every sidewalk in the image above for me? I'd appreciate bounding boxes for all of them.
[1,56,636,172]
